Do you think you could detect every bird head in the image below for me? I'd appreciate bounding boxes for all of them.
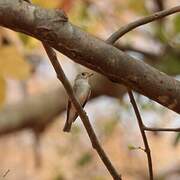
[76,72,93,80]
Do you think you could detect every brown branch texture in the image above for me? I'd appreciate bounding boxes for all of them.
[0,1,180,114]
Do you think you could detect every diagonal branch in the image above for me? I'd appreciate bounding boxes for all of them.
[43,43,122,180]
[23,0,121,178]
[106,5,180,44]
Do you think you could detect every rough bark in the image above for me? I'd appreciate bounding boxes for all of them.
[0,0,180,114]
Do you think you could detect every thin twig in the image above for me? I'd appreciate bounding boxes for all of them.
[2,169,10,178]
[105,6,180,179]
[128,90,153,180]
[106,5,180,44]
[114,43,159,59]
[42,43,121,180]
[33,131,42,168]
[144,126,180,132]
[105,7,180,178]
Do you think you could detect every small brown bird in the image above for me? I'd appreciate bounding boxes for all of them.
[63,72,93,132]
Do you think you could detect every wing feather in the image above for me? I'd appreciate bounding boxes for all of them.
[63,84,91,132]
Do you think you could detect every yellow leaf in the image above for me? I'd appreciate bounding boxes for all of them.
[32,0,60,8]
[0,46,31,80]
[0,75,6,107]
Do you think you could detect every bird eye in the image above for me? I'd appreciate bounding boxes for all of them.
[82,72,85,76]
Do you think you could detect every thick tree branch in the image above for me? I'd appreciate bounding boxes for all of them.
[0,1,180,114]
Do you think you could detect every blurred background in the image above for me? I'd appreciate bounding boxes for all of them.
[0,0,180,179]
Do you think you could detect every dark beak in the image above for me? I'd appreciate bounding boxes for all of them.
[88,72,93,77]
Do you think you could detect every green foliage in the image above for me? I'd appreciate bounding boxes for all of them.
[69,1,90,28]
[18,33,40,49]
[102,119,118,136]
[173,14,180,33]
[0,75,6,108]
[128,145,144,152]
[141,103,153,110]
[127,0,148,15]
[76,152,93,167]
[53,173,65,180]
[68,1,101,33]
[93,176,107,180]
[128,144,136,150]
[71,125,81,135]
[173,133,180,147]
[156,53,180,75]
[155,25,168,43]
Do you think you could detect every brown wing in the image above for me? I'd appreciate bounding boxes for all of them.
[67,87,91,122]
[63,87,91,132]
[66,99,71,122]
[70,88,91,122]
[82,88,91,108]
[65,83,79,123]
[63,100,72,132]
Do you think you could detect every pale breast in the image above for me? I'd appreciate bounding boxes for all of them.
[74,79,91,97]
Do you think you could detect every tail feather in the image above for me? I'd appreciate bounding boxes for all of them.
[63,120,72,132]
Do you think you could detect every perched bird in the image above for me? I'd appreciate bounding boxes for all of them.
[63,72,93,132]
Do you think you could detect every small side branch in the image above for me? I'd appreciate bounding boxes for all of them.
[106,8,161,177]
[105,6,180,179]
[2,169,10,178]
[128,90,153,180]
[106,5,180,44]
[144,126,180,132]
[42,43,121,180]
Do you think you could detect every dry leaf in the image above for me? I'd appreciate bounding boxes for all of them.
[0,46,31,80]
[0,75,6,107]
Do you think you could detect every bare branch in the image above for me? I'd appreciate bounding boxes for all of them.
[105,6,180,178]
[106,5,180,44]
[2,169,10,178]
[128,90,153,180]
[32,130,42,168]
[144,126,180,132]
[106,8,157,177]
[114,43,160,60]
[43,43,122,180]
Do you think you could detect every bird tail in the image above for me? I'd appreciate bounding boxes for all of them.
[63,120,72,132]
